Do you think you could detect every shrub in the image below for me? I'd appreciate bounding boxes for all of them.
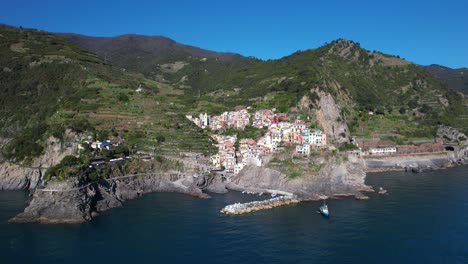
[289,171,302,178]
[117,93,130,102]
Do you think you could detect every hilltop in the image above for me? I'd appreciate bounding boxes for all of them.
[423,64,468,94]
[58,32,246,82]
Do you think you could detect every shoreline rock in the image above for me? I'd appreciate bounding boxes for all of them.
[0,130,82,191]
[7,146,467,224]
[0,163,41,190]
[9,173,207,224]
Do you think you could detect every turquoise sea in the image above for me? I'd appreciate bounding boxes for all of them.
[1,165,467,263]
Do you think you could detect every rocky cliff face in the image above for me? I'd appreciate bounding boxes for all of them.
[220,156,371,199]
[0,130,81,190]
[315,91,350,144]
[0,163,41,190]
[437,126,468,144]
[10,172,207,224]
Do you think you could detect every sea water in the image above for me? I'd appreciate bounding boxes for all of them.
[1,165,467,263]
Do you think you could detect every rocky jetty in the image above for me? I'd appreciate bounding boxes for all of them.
[9,172,207,224]
[220,196,300,215]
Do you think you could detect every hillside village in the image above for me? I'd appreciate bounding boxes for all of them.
[186,109,327,174]
[186,108,457,176]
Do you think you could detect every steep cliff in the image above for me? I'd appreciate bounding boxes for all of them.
[315,91,350,144]
[10,172,207,224]
[0,130,81,190]
[224,155,371,199]
[0,163,41,190]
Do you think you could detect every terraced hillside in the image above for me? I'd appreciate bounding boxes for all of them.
[70,34,467,139]
[0,25,215,163]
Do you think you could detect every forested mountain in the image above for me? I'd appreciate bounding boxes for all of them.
[59,32,248,79]
[423,64,468,94]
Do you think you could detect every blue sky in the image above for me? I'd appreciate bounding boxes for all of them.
[1,0,467,68]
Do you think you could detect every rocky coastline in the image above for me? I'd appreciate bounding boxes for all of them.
[0,130,82,191]
[9,172,207,224]
[0,163,41,190]
[3,144,467,223]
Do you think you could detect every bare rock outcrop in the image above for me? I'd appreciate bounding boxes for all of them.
[0,130,81,190]
[437,126,468,144]
[226,156,370,199]
[0,163,41,190]
[316,91,350,144]
[9,172,207,224]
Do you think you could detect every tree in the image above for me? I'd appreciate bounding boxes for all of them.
[156,134,165,143]
[117,93,129,102]
[399,107,406,114]
[60,155,81,167]
[114,145,129,156]
[55,167,67,180]
[80,142,91,151]
[97,130,109,141]
[234,140,240,151]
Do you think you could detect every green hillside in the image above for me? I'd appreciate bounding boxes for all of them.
[0,25,215,163]
[171,39,468,138]
[2,26,467,164]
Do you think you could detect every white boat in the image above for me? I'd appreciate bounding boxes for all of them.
[271,192,277,197]
[319,202,329,217]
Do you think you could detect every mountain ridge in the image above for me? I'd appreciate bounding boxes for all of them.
[422,64,468,94]
[61,31,468,96]
[147,37,468,139]
[58,32,242,63]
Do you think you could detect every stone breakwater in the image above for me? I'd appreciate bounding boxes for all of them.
[220,196,300,215]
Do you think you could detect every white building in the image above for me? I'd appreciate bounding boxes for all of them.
[247,152,263,167]
[310,129,327,146]
[91,140,113,150]
[369,146,397,155]
[199,113,210,128]
[271,129,282,144]
[234,163,245,175]
[296,144,311,156]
